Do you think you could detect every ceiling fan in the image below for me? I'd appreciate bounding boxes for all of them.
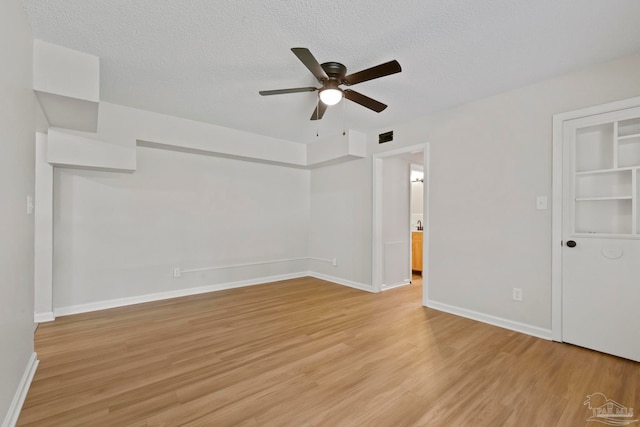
[259,48,401,120]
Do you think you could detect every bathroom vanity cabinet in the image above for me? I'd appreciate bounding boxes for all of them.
[411,231,423,273]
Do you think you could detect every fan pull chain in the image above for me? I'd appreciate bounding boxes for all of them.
[316,97,320,137]
[342,96,346,136]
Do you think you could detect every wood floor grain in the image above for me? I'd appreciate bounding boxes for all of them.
[19,277,639,426]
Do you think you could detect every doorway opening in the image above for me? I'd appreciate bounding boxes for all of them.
[372,143,429,306]
[410,163,425,282]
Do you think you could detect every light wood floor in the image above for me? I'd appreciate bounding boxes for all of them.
[19,277,639,426]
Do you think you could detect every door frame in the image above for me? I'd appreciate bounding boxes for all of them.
[551,96,640,341]
[372,143,430,305]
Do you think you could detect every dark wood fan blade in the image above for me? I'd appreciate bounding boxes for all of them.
[259,87,317,96]
[344,89,387,112]
[343,60,401,86]
[310,102,328,120]
[292,48,329,83]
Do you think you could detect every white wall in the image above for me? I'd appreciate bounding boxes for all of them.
[53,147,309,310]
[0,0,36,422]
[381,157,410,287]
[308,159,372,287]
[313,52,640,331]
[34,133,53,320]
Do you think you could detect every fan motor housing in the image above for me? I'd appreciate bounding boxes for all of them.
[321,62,347,80]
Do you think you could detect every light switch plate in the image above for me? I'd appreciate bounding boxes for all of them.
[27,195,34,215]
[512,288,523,301]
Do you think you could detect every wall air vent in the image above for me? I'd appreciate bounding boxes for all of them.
[378,131,393,144]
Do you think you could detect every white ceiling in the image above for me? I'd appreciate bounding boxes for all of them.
[21,0,640,143]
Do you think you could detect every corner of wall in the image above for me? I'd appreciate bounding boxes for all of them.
[1,353,38,427]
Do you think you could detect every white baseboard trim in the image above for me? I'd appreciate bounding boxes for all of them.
[34,312,55,323]
[2,352,38,427]
[54,272,309,317]
[380,279,411,291]
[308,271,375,293]
[52,271,375,318]
[426,299,552,340]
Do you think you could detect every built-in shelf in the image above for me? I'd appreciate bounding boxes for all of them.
[617,133,640,141]
[575,123,613,172]
[573,115,640,237]
[618,117,640,137]
[573,233,640,239]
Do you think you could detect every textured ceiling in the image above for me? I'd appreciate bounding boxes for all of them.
[21,0,640,143]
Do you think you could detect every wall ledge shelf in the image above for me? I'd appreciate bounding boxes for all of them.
[576,167,636,175]
[575,196,632,201]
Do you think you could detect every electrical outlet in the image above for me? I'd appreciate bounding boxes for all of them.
[173,267,181,278]
[512,288,523,302]
[332,258,337,267]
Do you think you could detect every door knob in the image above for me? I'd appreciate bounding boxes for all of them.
[566,240,577,247]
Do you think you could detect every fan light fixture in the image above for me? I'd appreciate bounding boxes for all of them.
[319,87,342,106]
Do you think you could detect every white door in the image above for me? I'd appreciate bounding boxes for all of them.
[562,107,640,362]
